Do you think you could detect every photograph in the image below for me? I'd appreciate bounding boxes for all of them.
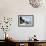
[18,15,34,27]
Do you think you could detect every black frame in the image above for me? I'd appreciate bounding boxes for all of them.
[18,15,34,27]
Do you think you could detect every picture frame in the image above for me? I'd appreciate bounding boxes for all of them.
[18,15,34,27]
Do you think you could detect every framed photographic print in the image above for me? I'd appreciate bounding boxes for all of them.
[18,15,34,27]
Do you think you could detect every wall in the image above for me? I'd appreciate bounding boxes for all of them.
[0,0,46,40]
[44,15,46,40]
